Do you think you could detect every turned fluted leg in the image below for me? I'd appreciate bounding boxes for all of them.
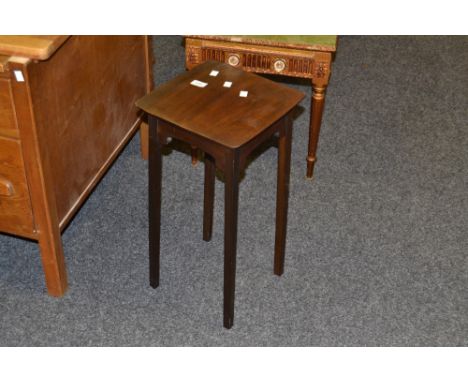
[306,84,327,179]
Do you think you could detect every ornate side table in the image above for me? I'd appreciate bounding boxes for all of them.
[185,35,337,179]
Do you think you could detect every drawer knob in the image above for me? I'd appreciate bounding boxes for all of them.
[273,59,286,73]
[227,54,240,67]
[0,177,14,197]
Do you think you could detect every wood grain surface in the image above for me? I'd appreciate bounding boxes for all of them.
[0,78,19,139]
[0,136,35,237]
[27,36,147,224]
[0,35,69,60]
[137,61,303,149]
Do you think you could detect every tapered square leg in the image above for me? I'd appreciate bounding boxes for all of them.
[203,154,216,241]
[38,226,68,297]
[149,117,162,288]
[274,116,293,276]
[223,152,240,329]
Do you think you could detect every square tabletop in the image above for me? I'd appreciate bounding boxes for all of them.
[136,61,304,149]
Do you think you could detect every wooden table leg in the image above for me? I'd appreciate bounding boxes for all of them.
[9,61,68,296]
[203,154,215,242]
[38,224,67,297]
[149,116,162,288]
[141,35,154,161]
[191,146,199,166]
[223,151,240,329]
[274,116,293,276]
[306,83,327,179]
[140,121,149,160]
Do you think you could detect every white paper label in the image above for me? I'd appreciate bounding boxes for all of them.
[209,70,219,77]
[223,81,232,88]
[239,90,248,98]
[14,70,25,82]
[190,80,208,88]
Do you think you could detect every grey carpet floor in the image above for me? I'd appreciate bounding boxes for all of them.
[0,36,467,346]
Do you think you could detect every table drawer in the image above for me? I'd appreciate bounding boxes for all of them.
[186,39,317,79]
[0,136,35,237]
[0,78,19,139]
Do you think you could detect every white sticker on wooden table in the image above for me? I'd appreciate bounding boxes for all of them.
[190,80,208,88]
[209,70,219,77]
[239,90,248,97]
[223,81,232,88]
[14,70,25,82]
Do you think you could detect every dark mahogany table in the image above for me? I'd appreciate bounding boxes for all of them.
[137,61,304,328]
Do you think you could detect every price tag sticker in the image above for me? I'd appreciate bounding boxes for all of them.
[14,70,25,82]
[239,90,248,98]
[223,81,232,88]
[190,80,208,88]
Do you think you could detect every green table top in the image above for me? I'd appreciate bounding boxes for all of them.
[188,35,337,52]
